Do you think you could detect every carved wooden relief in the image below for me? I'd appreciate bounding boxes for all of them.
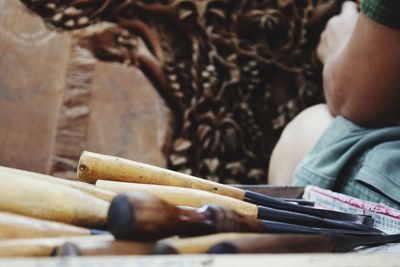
[20,0,346,184]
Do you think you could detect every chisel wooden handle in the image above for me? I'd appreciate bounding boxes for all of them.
[0,235,113,257]
[97,180,375,233]
[208,234,334,254]
[0,166,115,202]
[208,233,400,254]
[96,180,258,218]
[153,233,259,254]
[0,212,96,239]
[78,151,245,199]
[78,151,372,225]
[0,173,109,227]
[107,187,378,242]
[108,192,266,241]
[53,240,154,256]
[152,227,386,255]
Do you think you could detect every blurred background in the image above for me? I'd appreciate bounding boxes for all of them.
[0,0,344,182]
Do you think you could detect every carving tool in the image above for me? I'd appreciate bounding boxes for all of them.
[152,233,261,254]
[53,240,154,256]
[152,224,383,255]
[109,192,266,241]
[279,198,314,206]
[0,166,115,202]
[78,151,372,225]
[0,212,105,239]
[108,192,380,241]
[0,173,109,227]
[208,233,400,254]
[98,180,377,232]
[0,235,113,257]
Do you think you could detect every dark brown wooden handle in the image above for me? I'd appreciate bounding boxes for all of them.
[208,234,334,254]
[108,192,266,241]
[152,233,260,254]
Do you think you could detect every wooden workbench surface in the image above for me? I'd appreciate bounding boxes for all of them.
[0,254,399,267]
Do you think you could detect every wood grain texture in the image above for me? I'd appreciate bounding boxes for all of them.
[0,1,171,177]
[96,180,257,218]
[84,60,172,171]
[78,151,245,200]
[0,173,109,227]
[54,240,154,256]
[0,212,91,239]
[49,44,95,179]
[108,192,265,241]
[153,233,259,254]
[0,235,113,257]
[0,0,71,174]
[0,166,115,202]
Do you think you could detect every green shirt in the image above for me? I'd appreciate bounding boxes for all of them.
[361,0,400,30]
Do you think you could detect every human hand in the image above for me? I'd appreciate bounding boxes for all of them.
[317,1,359,64]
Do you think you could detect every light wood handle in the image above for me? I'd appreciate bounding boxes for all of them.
[0,212,92,239]
[0,173,109,227]
[0,235,113,257]
[96,180,258,218]
[78,151,245,200]
[0,166,115,202]
[54,240,154,256]
[153,233,259,254]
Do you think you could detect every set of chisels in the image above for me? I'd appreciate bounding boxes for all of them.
[0,151,399,257]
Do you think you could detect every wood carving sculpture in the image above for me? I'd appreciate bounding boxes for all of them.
[20,0,346,183]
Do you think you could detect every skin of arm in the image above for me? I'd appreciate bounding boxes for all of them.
[318,4,400,127]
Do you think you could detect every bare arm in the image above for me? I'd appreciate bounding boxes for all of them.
[318,4,400,127]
